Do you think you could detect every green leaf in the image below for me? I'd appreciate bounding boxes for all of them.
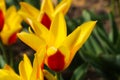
[82,10,91,21]
[95,26,116,53]
[108,12,119,44]
[71,63,88,80]
[115,33,120,51]
[0,55,6,68]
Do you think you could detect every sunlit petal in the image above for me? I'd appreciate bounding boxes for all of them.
[0,0,6,15]
[0,24,22,45]
[50,13,67,47]
[55,0,72,15]
[30,47,46,80]
[19,54,32,80]
[0,65,20,80]
[17,32,46,51]
[63,21,96,68]
[18,11,49,41]
[5,6,16,25]
[40,0,54,14]
[20,2,39,19]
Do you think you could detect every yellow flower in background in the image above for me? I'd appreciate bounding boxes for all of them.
[17,12,96,72]
[0,48,56,80]
[0,0,22,45]
[19,0,72,29]
[0,64,20,80]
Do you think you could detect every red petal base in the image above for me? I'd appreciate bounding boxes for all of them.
[47,50,65,72]
[0,10,4,31]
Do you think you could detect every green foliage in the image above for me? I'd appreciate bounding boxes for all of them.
[71,63,88,80]
[66,8,120,79]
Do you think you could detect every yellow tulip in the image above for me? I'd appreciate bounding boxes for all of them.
[0,48,56,80]
[0,64,20,80]
[17,12,96,72]
[19,0,72,29]
[0,0,22,45]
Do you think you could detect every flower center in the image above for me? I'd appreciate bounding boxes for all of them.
[47,50,65,72]
[0,10,4,31]
[8,32,17,45]
[41,13,51,29]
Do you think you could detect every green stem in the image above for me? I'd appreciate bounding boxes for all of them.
[0,41,7,63]
[7,46,13,67]
[10,50,13,67]
[56,72,62,80]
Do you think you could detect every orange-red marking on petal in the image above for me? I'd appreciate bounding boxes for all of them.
[41,13,51,29]
[0,10,4,31]
[8,32,17,45]
[47,50,65,72]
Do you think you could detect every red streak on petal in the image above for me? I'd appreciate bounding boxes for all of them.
[47,50,65,72]
[8,32,17,45]
[0,10,4,31]
[41,13,51,29]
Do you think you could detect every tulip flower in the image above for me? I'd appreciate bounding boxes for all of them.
[0,0,22,45]
[19,0,72,29]
[0,48,56,80]
[17,12,96,72]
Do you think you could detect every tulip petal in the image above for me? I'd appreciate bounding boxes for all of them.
[0,65,20,80]
[5,6,22,29]
[19,2,39,20]
[30,47,46,80]
[63,21,96,68]
[5,6,16,25]
[17,32,46,51]
[55,0,72,15]
[49,13,67,47]
[0,0,6,15]
[18,11,49,41]
[54,2,67,16]
[40,0,54,14]
[19,54,32,80]
[58,46,70,70]
[46,46,70,71]
[0,24,22,45]
[0,7,22,45]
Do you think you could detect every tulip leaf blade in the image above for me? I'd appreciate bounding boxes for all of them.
[71,63,88,80]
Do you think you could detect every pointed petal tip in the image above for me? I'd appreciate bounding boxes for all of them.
[17,32,25,37]
[87,20,97,24]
